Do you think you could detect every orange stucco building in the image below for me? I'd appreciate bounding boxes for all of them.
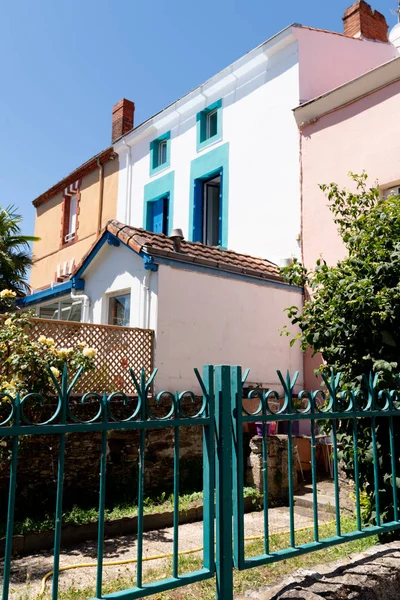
[30,99,134,292]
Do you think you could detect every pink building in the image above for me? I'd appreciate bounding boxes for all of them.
[295,46,400,270]
[294,7,400,387]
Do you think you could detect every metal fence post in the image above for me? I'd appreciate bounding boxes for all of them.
[215,365,234,600]
[231,366,245,569]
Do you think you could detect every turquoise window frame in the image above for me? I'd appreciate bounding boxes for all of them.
[196,99,222,152]
[149,131,171,176]
[144,171,175,235]
[189,143,229,248]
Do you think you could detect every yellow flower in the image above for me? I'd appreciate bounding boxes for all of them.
[46,337,55,346]
[0,289,16,299]
[66,347,74,354]
[77,341,87,349]
[4,318,12,326]
[38,335,47,344]
[50,367,60,378]
[1,381,16,394]
[83,347,97,358]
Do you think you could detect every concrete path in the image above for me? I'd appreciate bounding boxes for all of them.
[2,480,350,599]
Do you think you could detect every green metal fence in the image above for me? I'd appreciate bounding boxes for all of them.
[1,364,400,599]
[232,367,400,573]
[0,365,218,600]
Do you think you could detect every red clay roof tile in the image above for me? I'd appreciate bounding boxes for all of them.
[73,220,282,282]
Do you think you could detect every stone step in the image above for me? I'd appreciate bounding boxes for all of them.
[294,482,354,516]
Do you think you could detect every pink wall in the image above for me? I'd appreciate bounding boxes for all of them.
[294,27,396,103]
[301,78,400,269]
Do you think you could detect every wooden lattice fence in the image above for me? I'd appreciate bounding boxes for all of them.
[26,318,154,394]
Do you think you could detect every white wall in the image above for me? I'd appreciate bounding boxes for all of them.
[82,243,158,330]
[117,39,301,266]
[155,264,303,394]
[115,27,397,268]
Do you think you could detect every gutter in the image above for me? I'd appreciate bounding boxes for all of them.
[71,287,91,323]
[20,279,85,307]
[96,158,105,237]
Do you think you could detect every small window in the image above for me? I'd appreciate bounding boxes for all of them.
[384,186,400,199]
[64,194,77,244]
[39,302,59,320]
[108,293,131,327]
[206,109,218,140]
[39,299,82,322]
[158,139,167,166]
[150,132,171,175]
[197,100,222,151]
[60,299,82,322]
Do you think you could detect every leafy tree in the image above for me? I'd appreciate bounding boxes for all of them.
[0,204,38,297]
[282,172,400,530]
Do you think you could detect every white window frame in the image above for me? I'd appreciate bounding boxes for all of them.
[106,290,131,327]
[37,297,83,321]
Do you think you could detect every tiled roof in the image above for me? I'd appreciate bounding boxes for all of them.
[75,220,281,282]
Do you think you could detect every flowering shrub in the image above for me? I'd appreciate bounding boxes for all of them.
[0,292,96,397]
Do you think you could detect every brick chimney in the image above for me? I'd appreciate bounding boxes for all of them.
[112,99,135,143]
[343,1,389,42]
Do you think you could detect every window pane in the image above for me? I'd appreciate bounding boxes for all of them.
[158,140,167,165]
[69,195,77,235]
[206,110,218,139]
[39,302,59,320]
[108,294,131,327]
[204,181,220,246]
[60,300,82,322]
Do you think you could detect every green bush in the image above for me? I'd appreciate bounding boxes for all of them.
[282,172,400,535]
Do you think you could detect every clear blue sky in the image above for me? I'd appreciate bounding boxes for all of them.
[0,0,395,236]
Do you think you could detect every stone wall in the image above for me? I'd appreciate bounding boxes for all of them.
[0,397,204,519]
[0,397,295,518]
[246,435,298,503]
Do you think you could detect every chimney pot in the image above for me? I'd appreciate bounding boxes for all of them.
[112,99,135,143]
[170,228,185,252]
[343,1,388,42]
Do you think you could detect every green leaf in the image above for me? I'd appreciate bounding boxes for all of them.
[382,331,396,347]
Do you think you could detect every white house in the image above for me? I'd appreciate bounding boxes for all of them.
[114,5,396,265]
[22,2,398,392]
[23,221,303,393]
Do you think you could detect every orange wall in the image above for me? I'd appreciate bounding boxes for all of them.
[30,157,119,290]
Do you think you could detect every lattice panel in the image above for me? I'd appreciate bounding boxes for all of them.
[27,318,155,394]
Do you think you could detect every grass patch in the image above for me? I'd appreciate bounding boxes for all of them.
[15,518,379,600]
[2,487,262,537]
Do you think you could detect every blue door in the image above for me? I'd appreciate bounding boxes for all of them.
[150,197,168,234]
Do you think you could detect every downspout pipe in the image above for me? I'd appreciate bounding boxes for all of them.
[142,270,152,329]
[96,158,105,237]
[71,287,91,323]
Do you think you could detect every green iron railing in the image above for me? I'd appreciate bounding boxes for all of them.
[0,364,218,600]
[232,367,400,573]
[1,364,400,599]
